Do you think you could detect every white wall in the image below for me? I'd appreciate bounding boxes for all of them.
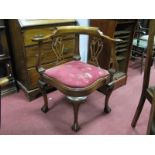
[77,19,89,62]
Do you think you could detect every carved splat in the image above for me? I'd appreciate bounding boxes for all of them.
[51,37,65,63]
[89,37,104,66]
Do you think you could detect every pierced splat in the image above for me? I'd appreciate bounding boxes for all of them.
[89,37,104,66]
[51,37,65,63]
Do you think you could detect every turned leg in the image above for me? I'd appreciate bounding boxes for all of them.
[131,92,146,128]
[38,80,49,113]
[104,83,114,113]
[72,101,81,132]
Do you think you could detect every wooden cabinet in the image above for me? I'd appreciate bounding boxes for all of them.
[90,19,137,89]
[0,20,17,96]
[6,19,77,100]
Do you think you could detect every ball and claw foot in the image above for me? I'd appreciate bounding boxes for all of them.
[72,123,80,132]
[41,105,49,113]
[104,106,111,113]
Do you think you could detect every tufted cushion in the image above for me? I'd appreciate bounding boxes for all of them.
[44,60,109,88]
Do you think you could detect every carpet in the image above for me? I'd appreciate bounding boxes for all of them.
[0,60,155,135]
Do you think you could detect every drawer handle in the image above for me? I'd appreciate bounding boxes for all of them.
[33,34,44,38]
[32,34,45,42]
[33,34,44,39]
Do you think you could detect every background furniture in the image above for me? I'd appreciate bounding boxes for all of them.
[90,19,137,90]
[6,19,77,101]
[147,91,155,135]
[0,19,17,96]
[131,19,155,134]
[131,19,155,73]
[146,87,155,134]
[33,26,119,131]
[0,77,9,127]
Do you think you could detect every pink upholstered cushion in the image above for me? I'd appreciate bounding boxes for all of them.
[44,60,109,88]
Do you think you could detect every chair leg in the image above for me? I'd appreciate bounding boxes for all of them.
[38,80,49,113]
[131,92,146,128]
[141,52,144,73]
[104,83,114,113]
[72,101,81,132]
[147,93,155,134]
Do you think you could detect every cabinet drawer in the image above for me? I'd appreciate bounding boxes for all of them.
[27,58,73,89]
[23,27,75,46]
[25,39,75,68]
[0,29,9,52]
[27,63,55,89]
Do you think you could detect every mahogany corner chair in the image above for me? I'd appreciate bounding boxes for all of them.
[32,26,120,132]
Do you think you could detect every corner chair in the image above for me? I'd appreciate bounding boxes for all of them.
[32,26,120,131]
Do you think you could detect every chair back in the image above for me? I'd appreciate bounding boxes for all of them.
[32,26,119,72]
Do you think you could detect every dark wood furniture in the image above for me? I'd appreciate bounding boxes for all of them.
[131,20,155,73]
[0,20,17,96]
[32,26,120,131]
[147,87,155,134]
[0,77,9,127]
[90,19,137,90]
[6,19,77,101]
[131,19,155,134]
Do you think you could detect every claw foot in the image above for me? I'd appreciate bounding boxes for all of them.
[72,123,80,132]
[104,106,111,113]
[41,105,49,113]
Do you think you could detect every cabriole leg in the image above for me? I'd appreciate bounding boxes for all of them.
[72,101,81,132]
[38,80,49,113]
[104,83,114,113]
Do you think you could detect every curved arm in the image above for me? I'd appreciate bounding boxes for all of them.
[32,34,53,42]
[32,28,57,42]
[31,32,57,74]
[31,26,122,75]
[32,26,123,44]
[98,30,123,42]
